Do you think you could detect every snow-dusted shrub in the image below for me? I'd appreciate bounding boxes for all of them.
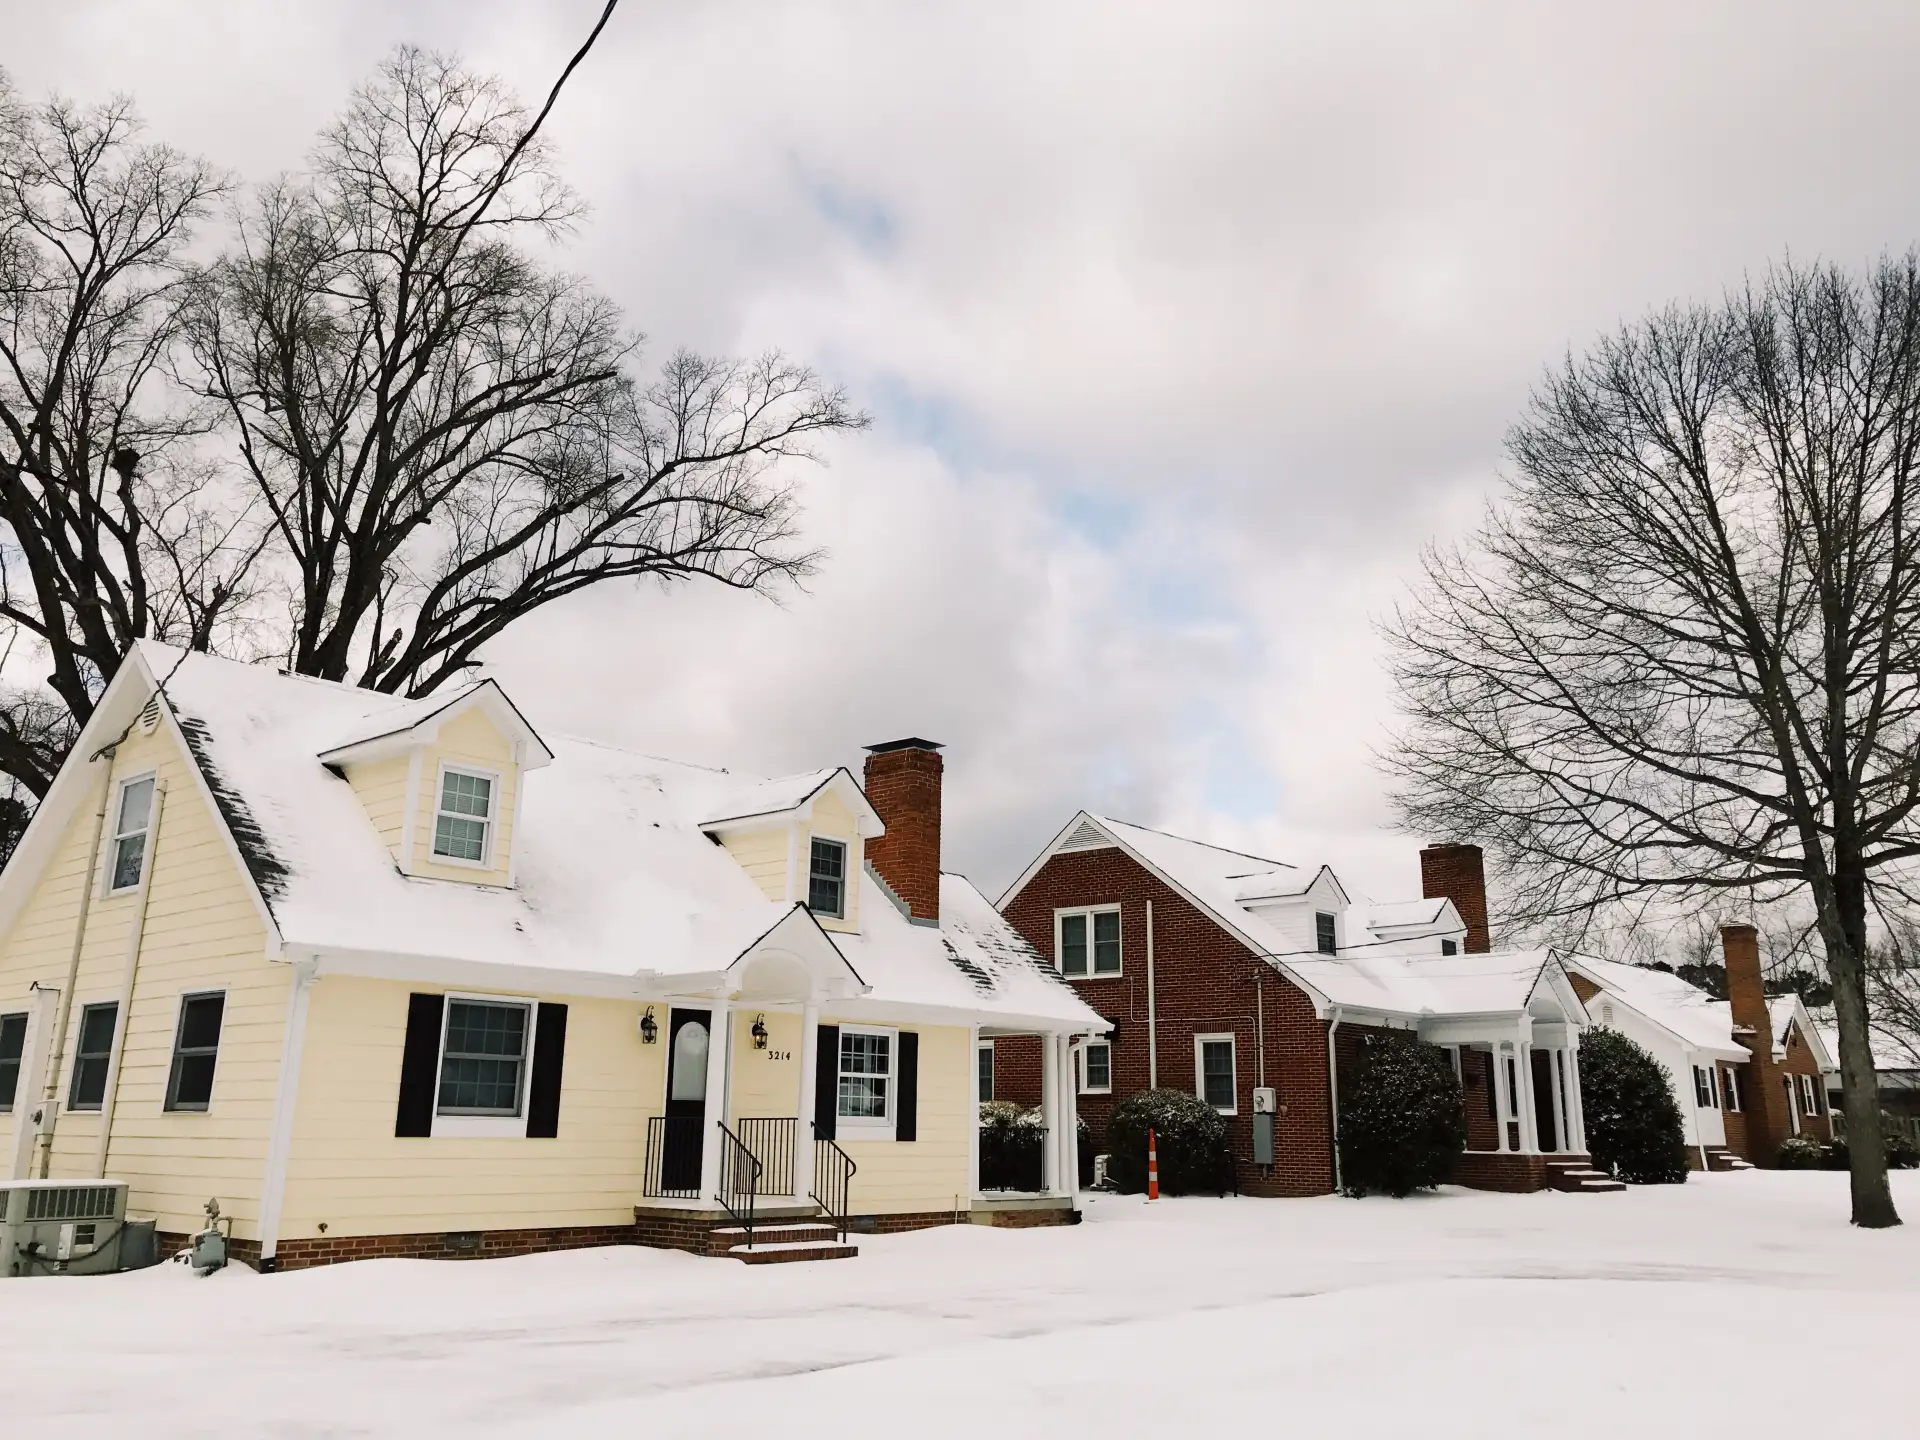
[1817,1133,1918,1171]
[1337,1032,1467,1197]
[1775,1135,1827,1170]
[1577,1028,1688,1184]
[1105,1089,1234,1195]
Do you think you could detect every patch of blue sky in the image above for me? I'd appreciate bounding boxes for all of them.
[799,167,897,259]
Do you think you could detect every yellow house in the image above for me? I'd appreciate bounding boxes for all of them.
[0,644,1108,1269]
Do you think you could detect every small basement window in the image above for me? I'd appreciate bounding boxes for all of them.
[837,1026,894,1125]
[437,999,529,1116]
[109,775,156,892]
[0,1011,25,1110]
[808,837,847,918]
[1196,1033,1237,1114]
[1314,912,1337,955]
[68,1003,118,1111]
[1081,1039,1112,1094]
[1057,907,1121,977]
[433,767,496,865]
[165,992,226,1112]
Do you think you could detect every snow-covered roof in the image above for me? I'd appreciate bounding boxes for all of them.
[11,643,1101,1031]
[699,768,884,836]
[1805,1004,1920,1076]
[1768,994,1836,1070]
[1563,954,1750,1059]
[1005,811,1573,1023]
[1353,898,1455,932]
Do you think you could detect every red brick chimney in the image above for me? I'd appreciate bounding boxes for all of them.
[1420,843,1491,953]
[1723,923,1788,1164]
[862,739,943,924]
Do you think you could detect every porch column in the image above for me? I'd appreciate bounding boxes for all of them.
[1492,1044,1514,1152]
[1566,1041,1588,1152]
[1516,1040,1540,1154]
[698,997,732,1204]
[1040,1028,1060,1193]
[795,1002,819,1202]
[1548,1047,1567,1153]
[1056,1034,1080,1196]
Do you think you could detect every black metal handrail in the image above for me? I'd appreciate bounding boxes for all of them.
[715,1120,763,1248]
[811,1126,857,1243]
[733,1116,797,1197]
[642,1115,702,1199]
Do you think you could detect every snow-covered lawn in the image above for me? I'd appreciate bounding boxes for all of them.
[7,1172,1919,1436]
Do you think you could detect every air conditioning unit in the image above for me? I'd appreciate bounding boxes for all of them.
[0,1180,142,1278]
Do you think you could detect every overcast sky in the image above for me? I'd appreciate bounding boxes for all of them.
[14,1,1920,902]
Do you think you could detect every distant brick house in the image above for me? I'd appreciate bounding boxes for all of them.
[988,815,1617,1196]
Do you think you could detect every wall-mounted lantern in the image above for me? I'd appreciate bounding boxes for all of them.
[639,1007,658,1045]
[751,1013,769,1050]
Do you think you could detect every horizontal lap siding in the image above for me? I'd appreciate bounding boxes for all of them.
[729,1010,802,1121]
[281,976,667,1238]
[0,719,283,1239]
[344,755,411,862]
[720,827,788,903]
[830,1022,972,1213]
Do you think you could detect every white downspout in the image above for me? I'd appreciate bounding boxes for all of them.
[1146,899,1158,1089]
[258,959,318,1267]
[92,782,166,1177]
[1327,1006,1344,1192]
[38,752,117,1179]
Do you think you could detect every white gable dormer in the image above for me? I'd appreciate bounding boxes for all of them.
[702,768,885,934]
[320,680,552,888]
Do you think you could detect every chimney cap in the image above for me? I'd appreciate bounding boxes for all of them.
[864,737,944,755]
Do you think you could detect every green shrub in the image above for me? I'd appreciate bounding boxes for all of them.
[1337,1032,1467,1197]
[1577,1029,1688,1184]
[1820,1132,1920,1171]
[1105,1089,1235,1195]
[1775,1135,1827,1170]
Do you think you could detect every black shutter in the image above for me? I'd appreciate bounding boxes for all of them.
[395,993,444,1137]
[896,1030,919,1142]
[526,1003,568,1138]
[814,1024,840,1140]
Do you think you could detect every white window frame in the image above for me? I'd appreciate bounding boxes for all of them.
[431,990,540,1138]
[1079,1038,1113,1095]
[430,762,501,869]
[807,836,849,919]
[976,1039,994,1103]
[104,770,158,895]
[1195,1032,1238,1115]
[0,1009,27,1113]
[1722,1066,1742,1113]
[1313,911,1338,956]
[1053,905,1122,978]
[835,1023,897,1140]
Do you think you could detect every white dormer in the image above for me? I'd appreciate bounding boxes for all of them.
[320,680,553,887]
[1237,864,1352,956]
[702,768,885,934]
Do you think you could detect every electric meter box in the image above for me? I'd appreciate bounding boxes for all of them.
[1252,1087,1278,1114]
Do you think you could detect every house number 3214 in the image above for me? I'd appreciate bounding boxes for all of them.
[765,1049,792,1062]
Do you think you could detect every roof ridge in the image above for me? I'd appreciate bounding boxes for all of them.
[546,732,733,774]
[1093,814,1294,869]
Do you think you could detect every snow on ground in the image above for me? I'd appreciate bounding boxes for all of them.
[6,1172,1919,1437]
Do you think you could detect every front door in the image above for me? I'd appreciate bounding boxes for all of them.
[1530,1047,1558,1151]
[662,1008,712,1194]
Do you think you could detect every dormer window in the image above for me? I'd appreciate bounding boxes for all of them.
[1314,911,1337,955]
[808,837,847,918]
[433,766,496,865]
[1442,939,1458,956]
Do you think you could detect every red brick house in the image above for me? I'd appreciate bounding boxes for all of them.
[989,816,1615,1195]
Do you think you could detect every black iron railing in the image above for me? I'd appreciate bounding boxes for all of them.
[716,1121,763,1247]
[978,1122,1049,1192]
[642,1115,703,1199]
[733,1116,797,1197]
[811,1127,857,1243]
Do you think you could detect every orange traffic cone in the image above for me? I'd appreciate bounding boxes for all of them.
[1147,1126,1160,1200]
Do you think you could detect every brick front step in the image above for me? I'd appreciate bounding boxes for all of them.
[706,1222,842,1256]
[1544,1158,1627,1194]
[727,1240,860,1264]
[1704,1147,1754,1173]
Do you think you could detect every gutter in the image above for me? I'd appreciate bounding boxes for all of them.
[1327,1005,1344,1193]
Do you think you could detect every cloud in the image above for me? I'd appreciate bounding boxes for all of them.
[13,0,1920,901]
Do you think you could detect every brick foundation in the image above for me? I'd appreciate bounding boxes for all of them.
[1452,1151,1553,1192]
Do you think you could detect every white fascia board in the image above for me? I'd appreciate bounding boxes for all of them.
[304,943,667,1000]
[317,681,553,770]
[705,768,884,838]
[725,903,870,995]
[836,1000,1113,1034]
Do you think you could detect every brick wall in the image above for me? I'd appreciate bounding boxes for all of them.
[1001,847,1336,1197]
[1779,1019,1834,1143]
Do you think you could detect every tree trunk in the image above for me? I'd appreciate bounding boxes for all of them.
[1823,866,1900,1228]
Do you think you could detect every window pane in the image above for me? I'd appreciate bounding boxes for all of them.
[1085,1042,1110,1090]
[170,1053,218,1110]
[78,1004,117,1056]
[438,1001,527,1114]
[178,994,225,1051]
[1315,913,1337,955]
[117,776,154,835]
[1093,911,1121,973]
[0,1012,24,1110]
[809,839,846,917]
[440,771,492,818]
[433,813,488,861]
[111,833,146,891]
[669,1021,708,1102]
[1202,1041,1234,1109]
[1060,914,1088,975]
[977,1044,994,1102]
[838,1031,891,1119]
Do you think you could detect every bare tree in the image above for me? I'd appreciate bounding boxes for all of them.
[187,41,863,695]
[1386,255,1920,1228]
[0,73,251,798]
